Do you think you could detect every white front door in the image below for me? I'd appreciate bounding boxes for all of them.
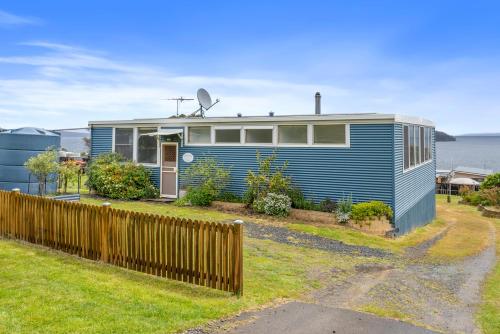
[161,143,178,198]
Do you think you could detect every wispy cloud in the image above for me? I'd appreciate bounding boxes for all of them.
[0,10,41,27]
[0,41,499,134]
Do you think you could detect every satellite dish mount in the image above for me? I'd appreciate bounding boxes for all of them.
[191,88,220,117]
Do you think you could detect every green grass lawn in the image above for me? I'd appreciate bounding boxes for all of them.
[0,230,368,333]
[81,196,237,222]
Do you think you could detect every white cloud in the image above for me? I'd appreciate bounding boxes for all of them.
[0,41,499,134]
[0,10,40,26]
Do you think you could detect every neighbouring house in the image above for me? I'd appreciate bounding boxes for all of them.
[435,166,492,194]
[0,127,61,193]
[89,112,435,235]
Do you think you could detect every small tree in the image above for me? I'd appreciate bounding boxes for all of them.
[59,160,80,194]
[244,151,291,206]
[24,149,59,195]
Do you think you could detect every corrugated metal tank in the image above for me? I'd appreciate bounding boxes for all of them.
[0,128,61,193]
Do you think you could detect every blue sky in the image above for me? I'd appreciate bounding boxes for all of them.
[0,1,499,134]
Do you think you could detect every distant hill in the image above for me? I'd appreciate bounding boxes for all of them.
[435,131,456,142]
[458,133,500,137]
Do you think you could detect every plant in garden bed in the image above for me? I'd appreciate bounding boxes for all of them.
[335,195,353,223]
[179,157,231,206]
[459,172,500,207]
[351,201,393,224]
[244,151,293,216]
[86,153,158,200]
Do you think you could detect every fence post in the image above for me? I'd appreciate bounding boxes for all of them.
[233,219,244,296]
[101,202,111,263]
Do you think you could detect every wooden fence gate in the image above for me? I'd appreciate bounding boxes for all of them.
[0,190,243,295]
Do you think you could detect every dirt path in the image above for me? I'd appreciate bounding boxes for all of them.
[186,219,496,334]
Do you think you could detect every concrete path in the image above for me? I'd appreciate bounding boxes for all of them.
[226,302,437,334]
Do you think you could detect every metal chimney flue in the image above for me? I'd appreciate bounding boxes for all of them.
[315,92,321,115]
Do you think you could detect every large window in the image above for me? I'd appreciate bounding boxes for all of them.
[245,128,273,144]
[313,124,346,144]
[403,125,409,170]
[215,128,241,143]
[403,125,432,171]
[278,125,307,144]
[188,126,211,144]
[137,128,157,164]
[114,128,133,160]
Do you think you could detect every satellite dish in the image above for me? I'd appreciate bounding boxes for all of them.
[190,88,220,117]
[197,88,212,110]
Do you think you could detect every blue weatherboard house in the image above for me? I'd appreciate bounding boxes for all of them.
[89,112,435,235]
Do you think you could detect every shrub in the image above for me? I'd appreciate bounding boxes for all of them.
[185,187,214,206]
[181,157,231,200]
[462,191,485,206]
[244,151,291,206]
[335,195,352,223]
[287,187,318,210]
[481,173,500,190]
[351,201,393,222]
[86,153,158,199]
[262,192,292,217]
[216,192,242,203]
[481,187,500,207]
[319,198,337,213]
[252,197,266,214]
[24,148,59,195]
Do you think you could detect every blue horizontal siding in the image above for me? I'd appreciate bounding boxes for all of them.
[179,124,395,205]
[90,127,113,158]
[393,124,436,233]
[146,166,161,188]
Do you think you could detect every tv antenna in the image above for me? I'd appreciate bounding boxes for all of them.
[190,88,220,118]
[162,96,194,116]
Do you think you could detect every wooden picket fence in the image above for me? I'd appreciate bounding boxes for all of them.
[0,190,243,295]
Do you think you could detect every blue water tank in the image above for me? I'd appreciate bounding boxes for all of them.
[0,127,61,193]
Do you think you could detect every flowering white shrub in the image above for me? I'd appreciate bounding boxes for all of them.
[263,192,292,217]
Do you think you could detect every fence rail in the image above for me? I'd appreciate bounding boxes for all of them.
[0,190,243,295]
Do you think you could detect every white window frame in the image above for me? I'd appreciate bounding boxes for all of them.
[403,124,433,173]
[276,124,309,146]
[112,127,135,161]
[185,125,212,146]
[243,125,275,146]
[112,126,161,166]
[136,126,160,167]
[212,125,243,145]
[311,123,350,148]
[183,123,351,148]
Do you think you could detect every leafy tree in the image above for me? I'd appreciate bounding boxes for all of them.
[481,173,500,190]
[24,149,59,195]
[59,160,80,194]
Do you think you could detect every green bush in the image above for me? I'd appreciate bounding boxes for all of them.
[185,187,214,206]
[287,187,318,210]
[481,173,500,190]
[86,153,158,200]
[335,195,353,223]
[244,151,291,206]
[262,192,292,217]
[319,198,337,213]
[351,201,393,222]
[462,191,484,206]
[216,192,242,203]
[181,157,231,206]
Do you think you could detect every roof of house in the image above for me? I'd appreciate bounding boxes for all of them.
[454,166,493,176]
[88,113,435,127]
[449,177,480,186]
